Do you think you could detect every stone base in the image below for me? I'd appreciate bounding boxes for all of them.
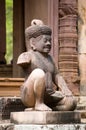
[13,124,86,130]
[10,111,81,124]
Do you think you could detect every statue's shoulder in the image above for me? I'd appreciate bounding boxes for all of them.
[17,51,31,65]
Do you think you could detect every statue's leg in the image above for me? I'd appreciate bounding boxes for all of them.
[21,73,36,109]
[53,96,77,111]
[21,68,52,111]
[33,69,52,111]
[52,74,77,111]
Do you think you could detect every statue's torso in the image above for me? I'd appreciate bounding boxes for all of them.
[28,50,55,75]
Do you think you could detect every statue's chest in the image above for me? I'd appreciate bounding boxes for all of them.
[31,54,54,73]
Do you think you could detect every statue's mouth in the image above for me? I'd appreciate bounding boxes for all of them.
[44,45,51,50]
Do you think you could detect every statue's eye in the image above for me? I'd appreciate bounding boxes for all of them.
[44,38,47,43]
[49,39,51,42]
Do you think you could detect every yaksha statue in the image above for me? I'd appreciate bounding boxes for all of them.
[17,19,77,111]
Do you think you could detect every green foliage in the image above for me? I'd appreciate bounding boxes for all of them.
[5,0,13,64]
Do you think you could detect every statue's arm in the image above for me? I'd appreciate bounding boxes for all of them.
[17,52,31,67]
[52,60,72,94]
[54,73,73,95]
[51,56,71,94]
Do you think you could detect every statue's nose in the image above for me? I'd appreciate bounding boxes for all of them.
[46,41,51,45]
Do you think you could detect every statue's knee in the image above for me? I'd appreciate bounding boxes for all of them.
[31,68,45,80]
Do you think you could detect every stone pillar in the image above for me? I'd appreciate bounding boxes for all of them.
[78,0,86,96]
[48,0,59,67]
[0,0,6,64]
[13,0,25,77]
[58,0,79,95]
[58,0,78,78]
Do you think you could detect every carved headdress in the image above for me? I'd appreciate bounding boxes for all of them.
[25,19,52,39]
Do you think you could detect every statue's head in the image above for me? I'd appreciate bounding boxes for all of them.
[25,19,52,54]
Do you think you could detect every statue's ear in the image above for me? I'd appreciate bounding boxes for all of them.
[30,38,36,51]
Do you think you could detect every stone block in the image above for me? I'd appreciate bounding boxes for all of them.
[0,97,26,120]
[77,96,86,110]
[0,123,14,130]
[10,111,81,124]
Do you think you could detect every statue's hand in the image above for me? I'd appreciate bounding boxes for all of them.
[51,91,65,101]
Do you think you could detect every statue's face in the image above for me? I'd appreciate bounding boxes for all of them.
[33,35,52,54]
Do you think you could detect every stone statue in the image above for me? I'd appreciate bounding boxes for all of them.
[17,19,77,111]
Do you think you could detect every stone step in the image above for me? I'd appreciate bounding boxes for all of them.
[75,110,86,118]
[0,124,86,130]
[0,78,24,96]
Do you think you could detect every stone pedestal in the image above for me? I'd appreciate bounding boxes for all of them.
[10,111,81,124]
